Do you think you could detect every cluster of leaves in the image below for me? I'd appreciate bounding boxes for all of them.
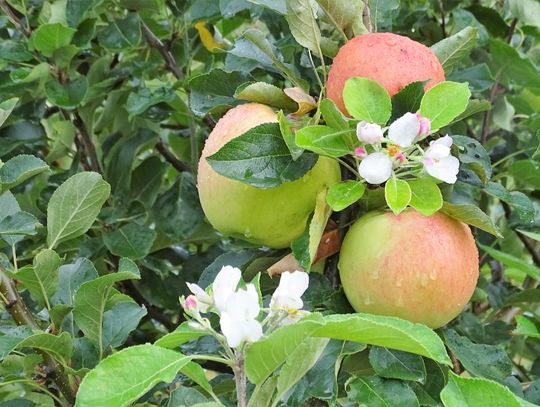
[0,0,538,406]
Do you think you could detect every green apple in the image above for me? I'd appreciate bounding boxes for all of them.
[197,103,341,249]
[339,209,479,328]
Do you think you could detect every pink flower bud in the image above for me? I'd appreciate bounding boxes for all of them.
[416,113,431,136]
[184,295,198,311]
[395,152,407,163]
[354,146,367,158]
[356,122,384,144]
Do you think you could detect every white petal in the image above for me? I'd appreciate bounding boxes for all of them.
[213,266,241,313]
[358,153,393,184]
[425,144,450,160]
[271,271,309,311]
[431,135,453,148]
[356,122,384,144]
[424,155,460,184]
[223,284,260,321]
[220,312,243,348]
[388,112,420,147]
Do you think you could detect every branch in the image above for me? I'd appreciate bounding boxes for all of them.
[141,21,183,80]
[481,18,518,145]
[0,267,76,405]
[155,140,192,173]
[0,0,30,37]
[362,1,373,33]
[72,111,101,173]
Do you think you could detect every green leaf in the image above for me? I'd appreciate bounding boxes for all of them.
[296,125,354,157]
[441,372,528,407]
[419,82,471,131]
[245,312,450,384]
[179,362,216,399]
[278,111,304,160]
[103,223,157,260]
[343,77,392,124]
[478,244,540,281]
[16,332,73,366]
[385,178,411,215]
[126,86,176,119]
[285,0,322,56]
[443,329,512,382]
[67,0,103,27]
[315,0,367,37]
[514,316,540,340]
[155,322,209,349]
[369,346,426,383]
[507,0,540,30]
[408,179,443,216]
[75,345,190,407]
[72,258,140,356]
[0,41,33,62]
[431,27,479,75]
[47,172,110,249]
[45,76,88,109]
[235,82,297,111]
[517,230,540,242]
[441,202,501,237]
[346,376,419,407]
[152,173,204,242]
[367,0,400,31]
[275,338,329,403]
[207,123,318,188]
[52,258,98,306]
[485,182,535,222]
[452,135,492,185]
[0,98,18,128]
[16,249,61,309]
[391,81,425,122]
[29,23,77,57]
[97,12,141,50]
[102,302,147,350]
[0,154,49,192]
[0,211,40,245]
[320,98,349,130]
[451,99,491,123]
[490,39,540,88]
[508,160,540,190]
[129,156,167,209]
[189,69,249,117]
[327,181,365,211]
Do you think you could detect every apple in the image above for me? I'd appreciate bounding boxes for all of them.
[197,103,341,249]
[338,209,478,328]
[327,33,445,114]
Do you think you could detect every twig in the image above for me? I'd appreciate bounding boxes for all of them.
[72,111,101,173]
[155,140,191,173]
[141,21,183,80]
[481,18,517,145]
[438,0,447,38]
[0,267,76,405]
[362,1,372,33]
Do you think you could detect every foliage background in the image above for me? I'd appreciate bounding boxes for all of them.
[0,0,539,406]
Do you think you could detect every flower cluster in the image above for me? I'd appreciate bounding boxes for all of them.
[183,266,309,349]
[355,112,459,185]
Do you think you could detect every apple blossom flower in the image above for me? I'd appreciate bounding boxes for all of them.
[186,282,213,312]
[388,112,421,147]
[219,284,263,348]
[417,113,431,136]
[354,146,367,158]
[213,265,241,313]
[356,121,384,144]
[270,271,309,312]
[184,295,198,311]
[358,152,393,184]
[423,136,459,184]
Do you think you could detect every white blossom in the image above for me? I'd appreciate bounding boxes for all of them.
[358,152,393,184]
[423,136,459,184]
[219,284,263,348]
[388,112,421,147]
[356,121,384,144]
[270,271,309,312]
[213,265,241,313]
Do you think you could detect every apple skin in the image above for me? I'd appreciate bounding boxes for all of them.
[197,103,341,249]
[327,33,445,114]
[338,209,479,328]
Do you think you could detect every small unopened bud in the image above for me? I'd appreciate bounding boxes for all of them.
[354,146,367,158]
[184,295,198,311]
[416,113,431,136]
[395,152,407,163]
[356,122,384,144]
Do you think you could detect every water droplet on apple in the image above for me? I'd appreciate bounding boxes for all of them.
[429,269,437,280]
[420,273,428,287]
[385,37,397,46]
[367,42,374,47]
[396,278,402,287]
[244,228,252,238]
[363,295,372,305]
[370,269,380,280]
[396,296,404,307]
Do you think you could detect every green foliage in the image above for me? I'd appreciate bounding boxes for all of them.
[0,0,538,405]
